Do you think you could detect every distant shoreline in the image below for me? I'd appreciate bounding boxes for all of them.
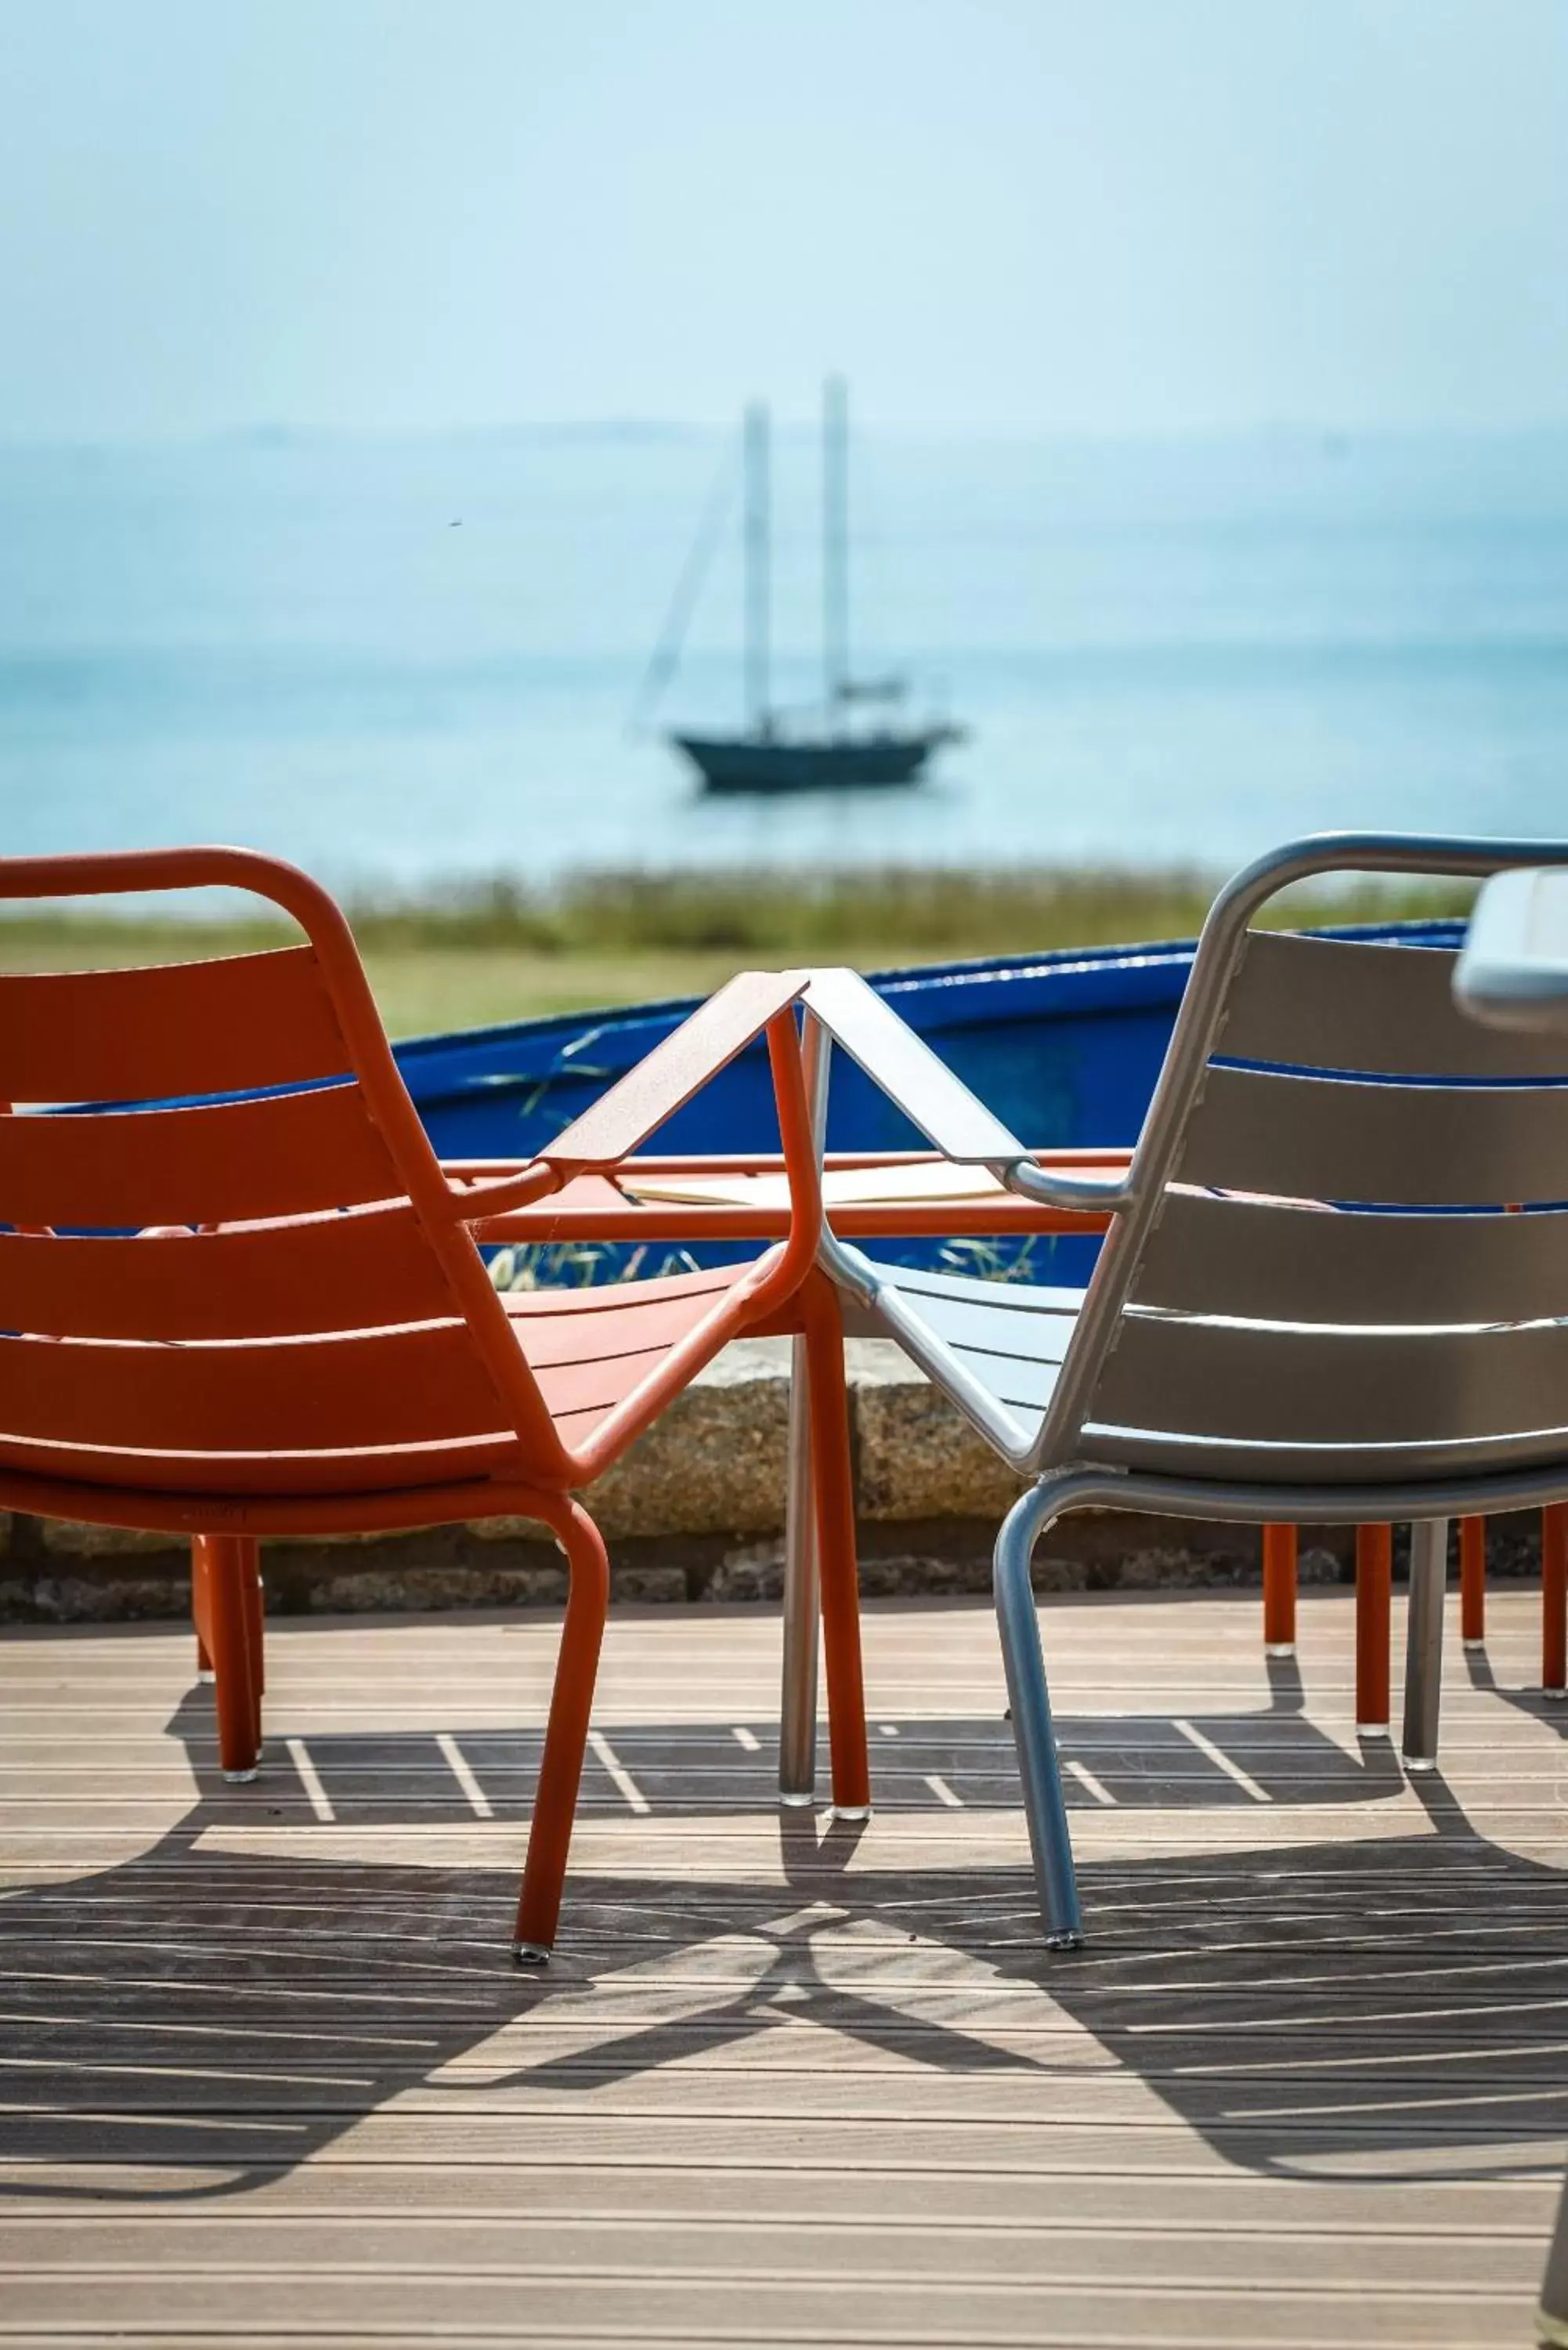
[6,421,1568,456]
[0,864,1471,1039]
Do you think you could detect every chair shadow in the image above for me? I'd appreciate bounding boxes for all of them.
[1,1675,1562,2201]
[1465,1636,1568,1743]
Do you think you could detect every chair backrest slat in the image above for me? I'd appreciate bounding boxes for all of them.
[1094,1314,1568,1460]
[0,948,349,1104]
[0,1322,510,1458]
[0,1206,454,1340]
[0,1086,402,1228]
[1176,1063,1568,1206]
[1218,931,1568,1079]
[1137,1191,1568,1328]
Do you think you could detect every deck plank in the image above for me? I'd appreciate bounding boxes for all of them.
[2,1585,1566,2343]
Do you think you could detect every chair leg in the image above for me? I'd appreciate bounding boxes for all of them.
[1401,1518,1448,1772]
[201,1535,262,1781]
[241,1539,265,1751]
[1459,1517,1486,1650]
[1545,1506,1568,1700]
[778,1330,820,1808]
[191,1538,214,1682]
[802,1276,870,1817]
[1263,1523,1297,1655]
[1355,1523,1392,1736]
[994,1478,1083,1950]
[514,1500,611,1965]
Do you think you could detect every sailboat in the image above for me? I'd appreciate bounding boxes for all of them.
[663,379,964,795]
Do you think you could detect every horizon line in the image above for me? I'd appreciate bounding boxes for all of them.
[4,415,1568,454]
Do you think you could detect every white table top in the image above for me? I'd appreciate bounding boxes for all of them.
[1454,866,1568,1032]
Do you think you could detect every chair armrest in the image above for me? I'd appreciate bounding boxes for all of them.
[451,970,823,1311]
[536,968,809,1177]
[443,971,812,1221]
[802,967,1028,1167]
[1001,1158,1136,1213]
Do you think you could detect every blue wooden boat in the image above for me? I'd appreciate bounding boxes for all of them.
[393,917,1465,1285]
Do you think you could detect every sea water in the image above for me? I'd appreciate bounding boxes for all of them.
[1,425,1565,895]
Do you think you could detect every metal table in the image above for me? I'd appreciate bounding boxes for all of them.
[1454,866,1568,1033]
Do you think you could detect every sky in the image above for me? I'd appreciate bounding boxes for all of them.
[1,0,1565,439]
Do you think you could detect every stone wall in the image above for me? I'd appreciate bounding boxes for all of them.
[0,1340,1545,1623]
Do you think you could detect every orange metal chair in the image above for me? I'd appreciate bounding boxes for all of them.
[0,845,854,1963]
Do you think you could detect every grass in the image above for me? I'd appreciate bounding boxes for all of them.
[0,865,1473,1039]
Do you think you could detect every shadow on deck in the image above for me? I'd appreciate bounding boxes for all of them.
[4,1658,1566,2206]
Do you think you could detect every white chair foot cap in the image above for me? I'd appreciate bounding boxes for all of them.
[778,1790,816,1810]
[1462,1638,1487,1652]
[1402,1754,1437,1774]
[1545,1687,1568,1702]
[513,1941,551,1969]
[829,1804,872,1823]
[1265,1643,1295,1658]
[1045,1929,1085,1954]
[222,1765,260,1784]
[197,1668,215,1685]
[1355,1723,1390,1738]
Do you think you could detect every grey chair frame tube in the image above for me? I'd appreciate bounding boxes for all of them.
[994,1477,1086,1947]
[778,1009,831,1805]
[1401,1518,1449,1770]
[995,1465,1568,1947]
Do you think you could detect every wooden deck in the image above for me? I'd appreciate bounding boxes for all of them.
[2,1583,1567,2345]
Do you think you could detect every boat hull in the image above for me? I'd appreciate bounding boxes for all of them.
[394,920,1465,1284]
[672,730,948,794]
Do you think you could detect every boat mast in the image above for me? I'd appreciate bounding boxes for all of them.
[743,401,771,733]
[822,374,848,714]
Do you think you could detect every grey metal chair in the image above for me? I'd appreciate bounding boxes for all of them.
[803,833,1568,1950]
